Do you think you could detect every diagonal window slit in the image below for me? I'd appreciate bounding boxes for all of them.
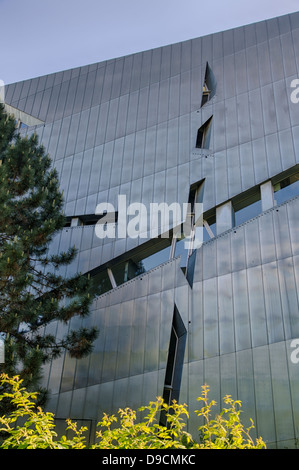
[196,116,213,149]
[160,306,187,426]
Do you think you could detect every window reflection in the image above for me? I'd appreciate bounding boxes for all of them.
[138,244,171,272]
[90,270,112,297]
[174,238,189,268]
[274,173,299,205]
[233,192,262,227]
[234,198,262,226]
[112,259,144,285]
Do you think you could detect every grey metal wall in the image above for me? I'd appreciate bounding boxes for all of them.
[4,11,299,448]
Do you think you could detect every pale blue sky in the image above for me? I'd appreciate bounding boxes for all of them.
[1,0,298,84]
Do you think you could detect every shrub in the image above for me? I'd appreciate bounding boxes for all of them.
[0,374,266,449]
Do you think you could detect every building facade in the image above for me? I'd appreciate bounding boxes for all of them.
[4,11,299,448]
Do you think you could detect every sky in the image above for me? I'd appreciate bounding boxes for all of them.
[0,0,298,85]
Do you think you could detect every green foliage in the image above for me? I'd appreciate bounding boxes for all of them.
[0,374,266,449]
[0,104,98,400]
[195,384,266,449]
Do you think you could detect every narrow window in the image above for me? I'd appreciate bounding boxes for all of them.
[201,62,217,107]
[196,116,213,149]
[89,269,113,297]
[160,306,187,426]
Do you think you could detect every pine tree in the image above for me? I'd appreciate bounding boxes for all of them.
[0,104,98,405]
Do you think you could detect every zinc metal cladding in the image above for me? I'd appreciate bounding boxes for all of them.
[4,12,299,447]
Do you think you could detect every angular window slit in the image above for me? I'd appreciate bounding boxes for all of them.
[201,62,217,107]
[160,306,187,426]
[196,116,213,149]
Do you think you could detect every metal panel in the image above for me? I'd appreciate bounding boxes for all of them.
[115,93,129,139]
[213,100,226,152]
[220,353,237,403]
[101,302,121,383]
[223,28,234,58]
[202,238,217,281]
[252,137,269,184]
[126,90,138,135]
[85,105,100,151]
[235,50,248,96]
[218,274,235,355]
[273,204,292,261]
[56,116,71,159]
[101,61,115,104]
[274,79,291,132]
[232,269,251,351]
[54,79,69,121]
[130,296,147,376]
[144,293,161,373]
[140,50,152,89]
[236,349,256,432]
[249,88,264,141]
[56,390,73,419]
[215,152,229,205]
[77,148,94,200]
[132,130,146,180]
[252,345,277,444]
[269,342,295,443]
[65,113,81,156]
[262,261,284,344]
[247,266,268,347]
[110,137,125,188]
[87,307,108,386]
[149,47,161,85]
[244,23,257,48]
[63,75,79,117]
[115,300,134,379]
[246,46,260,91]
[91,65,105,107]
[47,120,61,160]
[277,257,299,339]
[257,41,272,87]
[144,126,157,177]
[105,98,118,143]
[216,232,231,276]
[111,59,124,101]
[259,211,276,265]
[203,277,219,358]
[278,128,296,171]
[88,145,104,196]
[225,98,238,149]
